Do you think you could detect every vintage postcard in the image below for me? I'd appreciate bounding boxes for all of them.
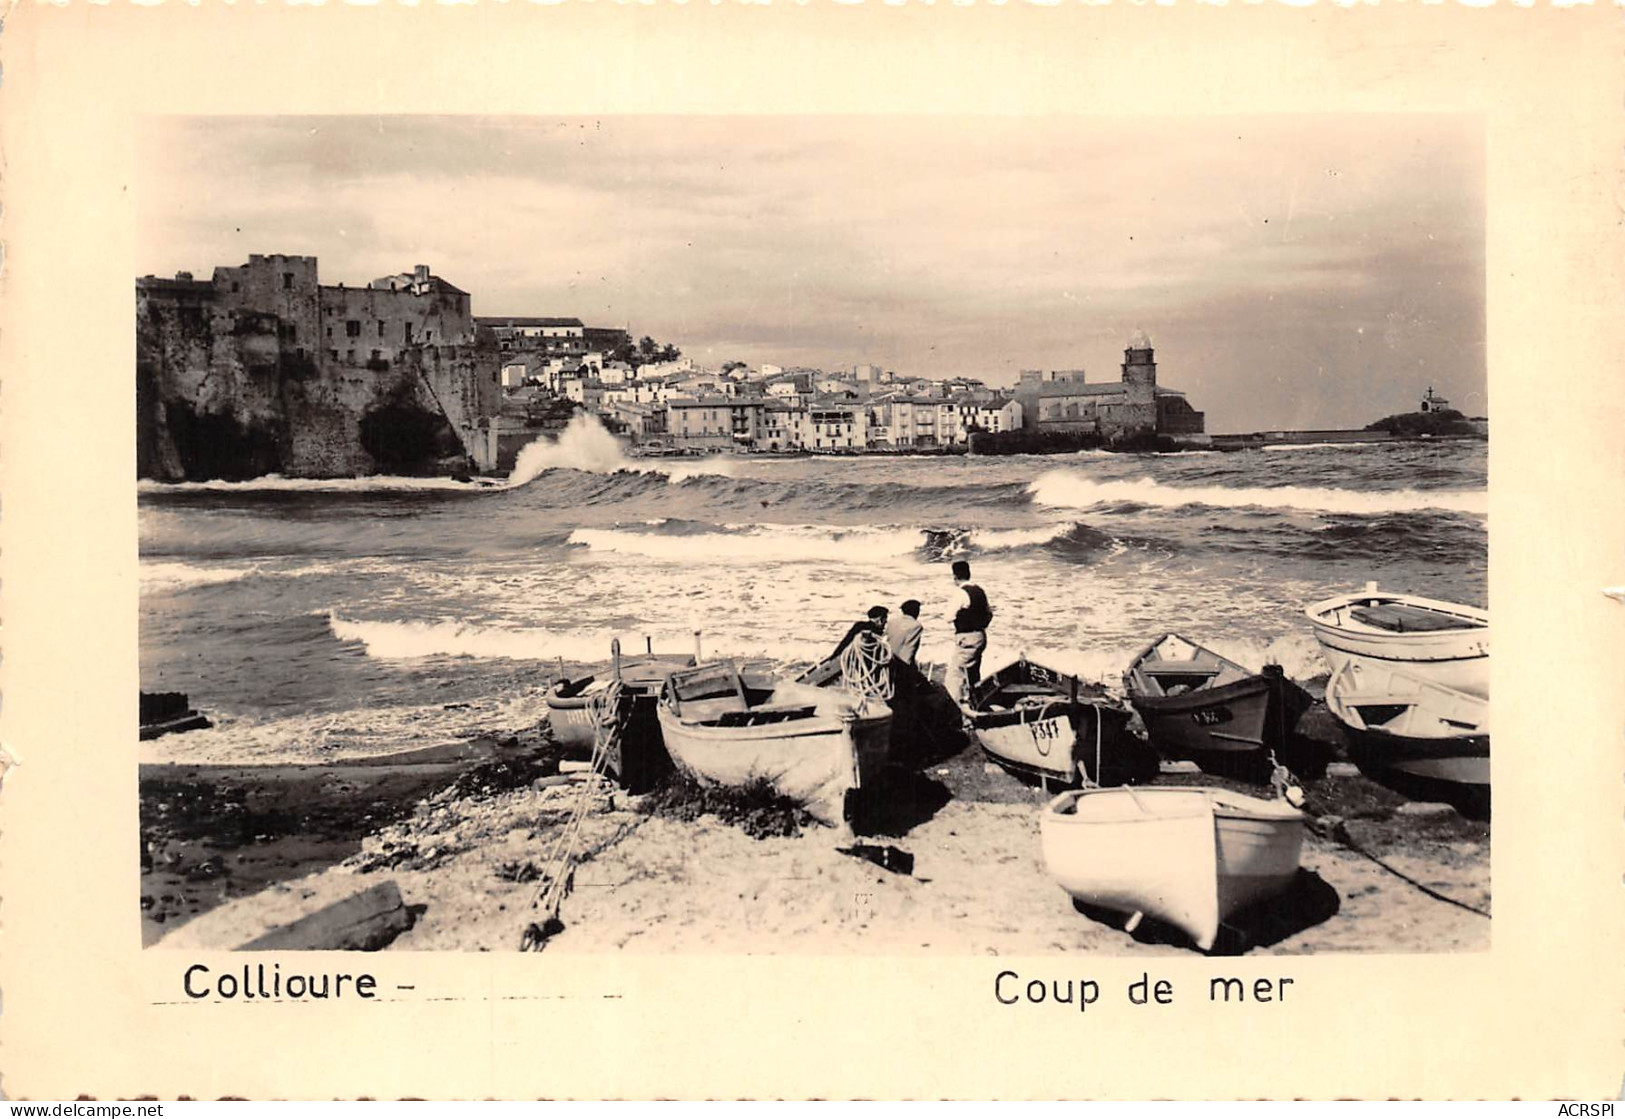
[1,2,1620,1101]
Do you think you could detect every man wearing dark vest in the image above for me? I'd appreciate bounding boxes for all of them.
[945,559,992,705]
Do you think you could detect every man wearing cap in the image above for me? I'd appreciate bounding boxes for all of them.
[945,560,992,705]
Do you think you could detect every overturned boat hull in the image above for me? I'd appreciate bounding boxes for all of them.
[1040,786,1305,951]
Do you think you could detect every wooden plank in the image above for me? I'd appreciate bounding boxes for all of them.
[1350,604,1480,633]
[238,881,413,952]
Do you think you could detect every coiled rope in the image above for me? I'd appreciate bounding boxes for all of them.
[839,630,894,702]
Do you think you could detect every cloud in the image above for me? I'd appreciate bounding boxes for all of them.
[138,114,1483,430]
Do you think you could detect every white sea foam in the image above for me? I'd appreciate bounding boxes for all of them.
[325,611,824,666]
[140,691,560,767]
[140,561,258,591]
[1260,442,1376,453]
[1029,470,1486,517]
[507,415,734,487]
[138,475,488,494]
[960,523,1077,552]
[568,522,928,564]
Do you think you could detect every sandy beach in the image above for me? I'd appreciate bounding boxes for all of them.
[142,698,1489,956]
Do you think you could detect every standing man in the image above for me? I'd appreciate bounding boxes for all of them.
[945,560,992,705]
[886,599,924,667]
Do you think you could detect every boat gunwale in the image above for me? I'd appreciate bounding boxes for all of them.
[1043,787,1303,824]
[1125,671,1275,713]
[1304,590,1489,635]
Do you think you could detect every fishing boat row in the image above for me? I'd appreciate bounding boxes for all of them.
[538,580,1489,951]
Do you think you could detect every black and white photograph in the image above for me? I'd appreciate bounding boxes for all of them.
[10,3,1625,1099]
[134,113,1494,958]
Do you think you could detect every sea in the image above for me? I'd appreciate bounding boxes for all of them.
[138,417,1488,765]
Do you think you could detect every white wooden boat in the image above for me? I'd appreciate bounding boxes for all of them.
[656,661,892,827]
[1324,659,1490,812]
[1305,583,1489,698]
[1040,786,1305,951]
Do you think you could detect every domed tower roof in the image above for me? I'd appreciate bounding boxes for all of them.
[1128,329,1152,350]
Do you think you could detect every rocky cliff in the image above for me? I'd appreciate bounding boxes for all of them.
[137,260,501,482]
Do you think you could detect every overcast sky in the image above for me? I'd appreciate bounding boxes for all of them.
[139,115,1484,432]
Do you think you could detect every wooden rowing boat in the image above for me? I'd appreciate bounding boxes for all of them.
[1123,634,1311,780]
[967,657,1151,788]
[1305,583,1489,698]
[656,661,893,827]
[1040,786,1305,951]
[546,649,693,791]
[1324,659,1490,815]
[796,630,968,766]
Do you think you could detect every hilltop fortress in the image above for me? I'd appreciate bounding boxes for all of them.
[138,255,503,481]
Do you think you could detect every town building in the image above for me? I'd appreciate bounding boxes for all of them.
[667,395,764,451]
[1013,332,1205,440]
[800,398,868,451]
[477,316,587,358]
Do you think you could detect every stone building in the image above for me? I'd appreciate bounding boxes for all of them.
[137,254,502,481]
[1012,332,1205,440]
[477,316,587,358]
[1419,387,1452,414]
[667,395,763,451]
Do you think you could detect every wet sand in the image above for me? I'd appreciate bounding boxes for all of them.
[142,705,1489,956]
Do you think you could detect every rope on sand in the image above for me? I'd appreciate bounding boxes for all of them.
[521,678,626,951]
[1322,820,1492,919]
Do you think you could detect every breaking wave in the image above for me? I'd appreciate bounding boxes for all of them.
[568,522,928,564]
[138,475,492,494]
[507,415,734,487]
[325,611,823,667]
[140,560,258,591]
[1029,470,1486,517]
[329,612,627,663]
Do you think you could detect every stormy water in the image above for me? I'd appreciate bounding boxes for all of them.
[139,417,1487,765]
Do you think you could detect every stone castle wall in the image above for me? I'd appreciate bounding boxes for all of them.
[137,256,500,481]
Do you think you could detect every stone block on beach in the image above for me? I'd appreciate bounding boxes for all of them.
[239,880,414,951]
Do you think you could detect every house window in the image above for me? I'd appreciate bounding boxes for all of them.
[231,282,240,293]
[346,349,356,362]
[371,350,381,361]
[329,349,339,361]
[378,321,386,338]
[282,273,294,289]
[403,323,414,345]
[346,320,361,338]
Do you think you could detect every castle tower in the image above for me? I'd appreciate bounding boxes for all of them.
[1121,330,1157,407]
